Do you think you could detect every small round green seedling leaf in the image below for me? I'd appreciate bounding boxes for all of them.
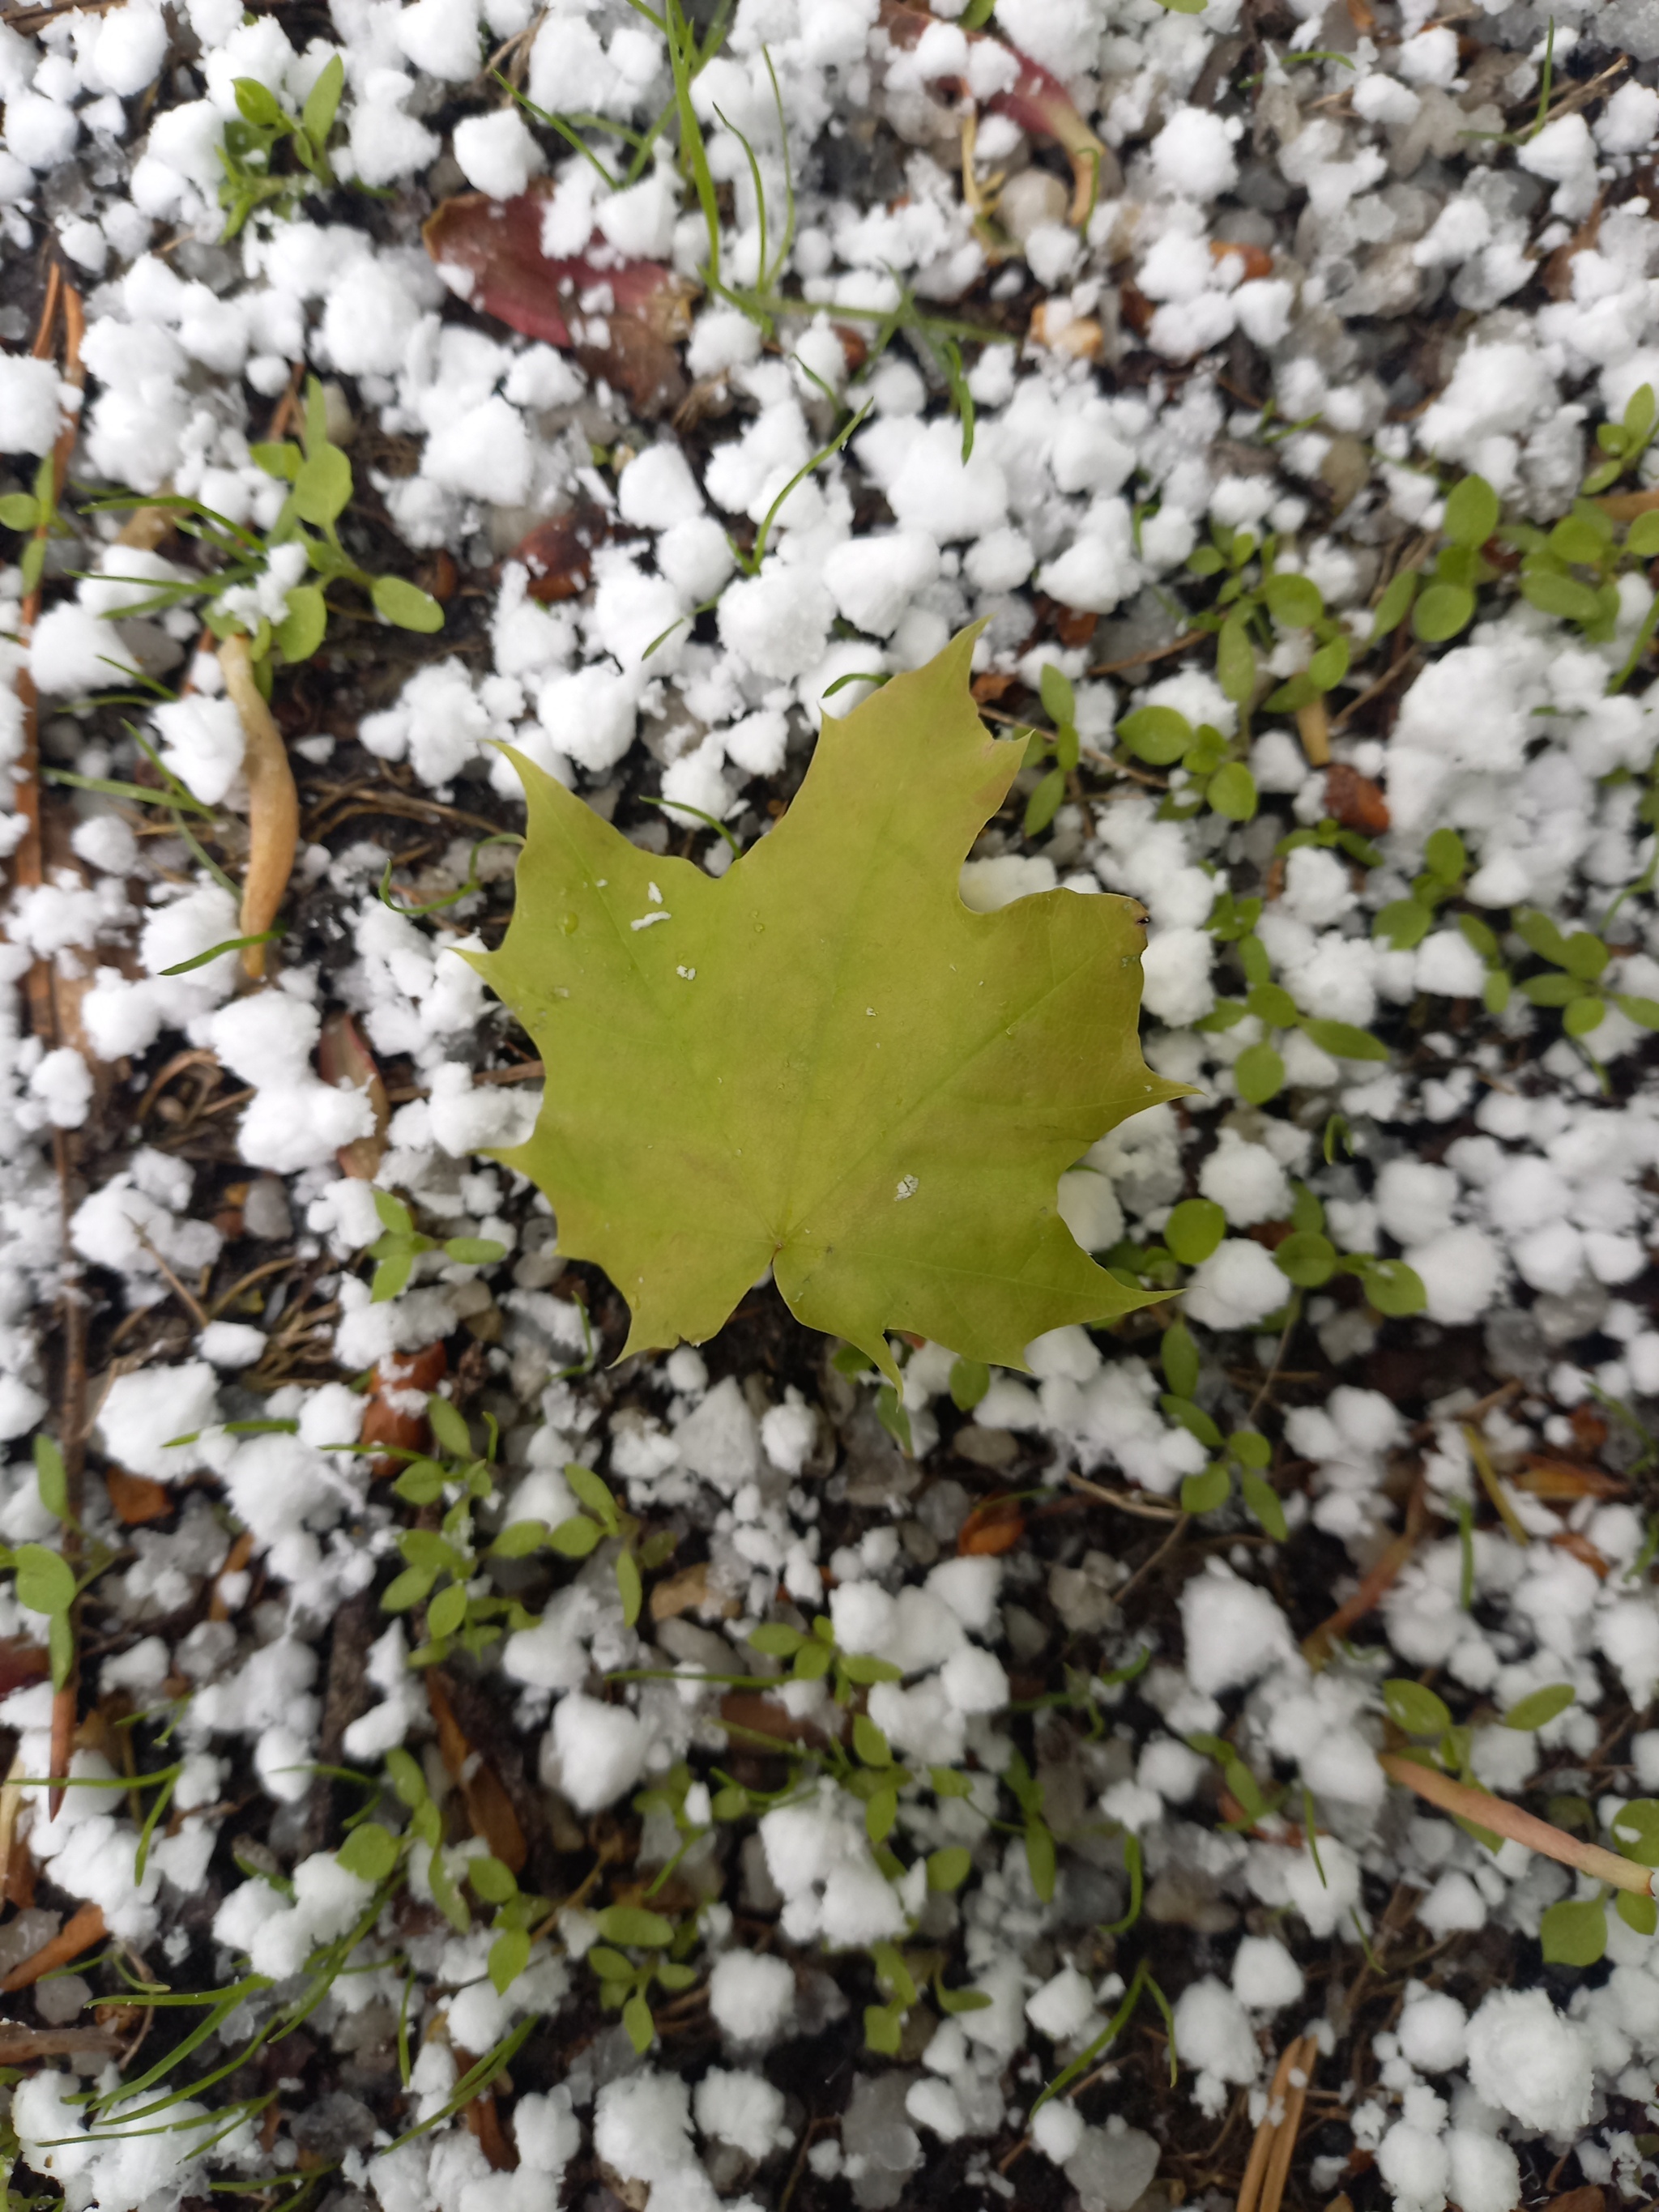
[587,1946,635,1983]
[426,1582,467,1639]
[1501,1684,1575,1732]
[490,1519,549,1558]
[337,1822,399,1884]
[1443,475,1499,550]
[371,574,446,633]
[596,1904,675,1948]
[1371,566,1418,637]
[1413,582,1474,642]
[1616,993,1659,1029]
[866,1788,898,1844]
[1161,1319,1201,1400]
[233,75,285,126]
[1307,633,1350,691]
[1265,572,1323,629]
[1240,1472,1287,1541]
[623,1992,656,2052]
[468,1853,519,1903]
[854,1713,893,1768]
[749,1622,806,1656]
[1540,1896,1607,1969]
[426,1396,471,1458]
[864,2002,903,2055]
[949,1356,989,1412]
[1165,1198,1226,1265]
[1038,663,1076,728]
[928,1845,972,1892]
[1299,1018,1388,1062]
[1230,1429,1271,1469]
[1375,899,1432,950]
[444,1237,508,1265]
[616,1548,643,1629]
[1233,1042,1285,1106]
[1217,615,1256,703]
[1609,1799,1659,1869]
[386,1746,427,1807]
[1423,827,1466,883]
[1274,1231,1336,1288]
[1180,1464,1230,1516]
[1384,1679,1452,1737]
[489,1926,531,1995]
[1617,1887,1658,1936]
[565,1464,617,1524]
[1560,932,1610,982]
[1563,994,1606,1037]
[1627,512,1659,559]
[0,493,41,531]
[1360,1259,1427,1318]
[1024,765,1066,838]
[14,1545,75,1617]
[1118,706,1192,765]
[546,1515,603,1558]
[1522,571,1602,625]
[293,444,352,528]
[1207,763,1257,822]
[394,1458,449,1507]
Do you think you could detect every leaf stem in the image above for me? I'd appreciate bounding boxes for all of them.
[1379,1752,1654,1895]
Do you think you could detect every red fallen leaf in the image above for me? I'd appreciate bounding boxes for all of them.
[361,1341,448,1475]
[877,1,1117,225]
[318,1012,388,1182]
[512,501,611,604]
[424,189,693,420]
[1324,763,1390,834]
[957,1495,1026,1556]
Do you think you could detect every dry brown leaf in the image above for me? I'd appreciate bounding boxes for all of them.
[318,1012,389,1180]
[427,1671,527,1874]
[105,1467,173,1525]
[220,633,298,979]
[648,1561,739,1625]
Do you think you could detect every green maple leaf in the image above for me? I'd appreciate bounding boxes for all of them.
[474,629,1182,1382]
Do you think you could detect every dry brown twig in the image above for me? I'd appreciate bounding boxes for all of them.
[218,633,298,978]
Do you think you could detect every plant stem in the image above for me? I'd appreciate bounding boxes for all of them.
[1379,1752,1655,1896]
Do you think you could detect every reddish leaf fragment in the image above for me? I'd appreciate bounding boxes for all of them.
[424,190,693,420]
[512,502,611,604]
[957,1495,1026,1557]
[0,1639,49,1699]
[319,1012,389,1181]
[1325,764,1390,835]
[362,1341,448,1475]
[877,2,1117,224]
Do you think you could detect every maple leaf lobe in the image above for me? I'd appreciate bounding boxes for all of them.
[476,629,1183,1382]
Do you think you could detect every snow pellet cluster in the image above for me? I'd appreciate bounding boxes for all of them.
[7,0,1659,2209]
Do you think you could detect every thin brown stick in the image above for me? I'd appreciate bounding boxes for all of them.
[1,1900,106,1991]
[1329,648,1418,733]
[1089,630,1206,679]
[1066,1472,1183,1522]
[1294,697,1331,767]
[1258,2038,1316,2212]
[219,635,297,978]
[1236,2039,1303,2212]
[1463,1423,1529,1545]
[1303,1479,1428,1666]
[1379,1753,1655,1895]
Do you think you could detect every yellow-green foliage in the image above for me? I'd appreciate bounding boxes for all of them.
[477,630,1179,1380]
